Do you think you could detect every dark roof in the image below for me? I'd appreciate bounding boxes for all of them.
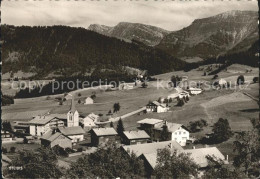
[41,131,72,142]
[58,126,85,136]
[123,130,150,140]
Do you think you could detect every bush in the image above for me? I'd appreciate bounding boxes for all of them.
[23,137,28,144]
[78,93,81,97]
[213,74,218,79]
[10,146,16,153]
[237,75,245,85]
[65,147,74,154]
[53,145,69,157]
[177,98,185,106]
[253,77,259,83]
[2,147,8,154]
[77,147,83,152]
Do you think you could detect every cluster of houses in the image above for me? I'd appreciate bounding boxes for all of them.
[145,86,202,113]
[3,85,228,176]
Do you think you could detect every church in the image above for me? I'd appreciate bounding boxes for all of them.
[66,95,79,127]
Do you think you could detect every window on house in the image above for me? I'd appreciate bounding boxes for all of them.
[175,132,177,135]
[183,132,186,134]
[179,132,181,135]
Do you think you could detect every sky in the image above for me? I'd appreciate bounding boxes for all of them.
[2,0,258,31]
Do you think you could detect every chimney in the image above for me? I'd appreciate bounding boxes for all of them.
[193,146,196,149]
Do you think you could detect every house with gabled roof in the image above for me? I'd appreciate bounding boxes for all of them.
[122,140,183,157]
[90,128,118,146]
[140,146,228,177]
[153,121,190,146]
[80,113,98,130]
[57,126,85,143]
[137,118,163,137]
[122,130,150,145]
[29,114,66,136]
[146,101,168,113]
[40,130,72,149]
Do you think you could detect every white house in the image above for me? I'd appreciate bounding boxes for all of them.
[218,79,227,87]
[153,122,190,146]
[178,91,190,99]
[84,97,94,105]
[81,113,99,130]
[188,87,202,95]
[29,115,65,136]
[146,101,168,113]
[58,126,85,143]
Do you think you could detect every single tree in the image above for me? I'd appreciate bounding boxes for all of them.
[177,97,185,107]
[78,99,81,104]
[23,137,28,144]
[113,103,121,113]
[233,120,260,176]
[237,75,245,85]
[2,121,12,132]
[66,143,145,178]
[6,147,63,178]
[160,122,169,141]
[154,148,199,178]
[212,118,232,143]
[253,77,259,83]
[116,118,124,136]
[78,93,81,97]
[110,122,114,128]
[10,147,16,153]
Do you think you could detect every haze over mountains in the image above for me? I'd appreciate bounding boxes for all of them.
[2,10,258,79]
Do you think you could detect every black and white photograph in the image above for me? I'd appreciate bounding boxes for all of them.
[1,0,259,178]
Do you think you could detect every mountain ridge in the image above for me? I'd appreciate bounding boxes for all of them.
[88,22,170,46]
[157,10,258,58]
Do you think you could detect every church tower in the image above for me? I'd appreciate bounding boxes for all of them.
[67,95,79,127]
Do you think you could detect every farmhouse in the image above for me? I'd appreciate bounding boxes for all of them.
[140,147,227,177]
[58,126,85,143]
[80,113,98,130]
[146,101,168,113]
[29,115,65,136]
[122,140,183,157]
[188,87,202,95]
[153,121,190,146]
[90,128,118,146]
[84,97,94,105]
[122,130,150,145]
[40,130,72,149]
[13,121,30,133]
[137,118,163,136]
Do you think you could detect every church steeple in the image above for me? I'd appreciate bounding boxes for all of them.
[70,95,76,113]
[67,94,79,127]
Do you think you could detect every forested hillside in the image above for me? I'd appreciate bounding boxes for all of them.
[2,25,186,78]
